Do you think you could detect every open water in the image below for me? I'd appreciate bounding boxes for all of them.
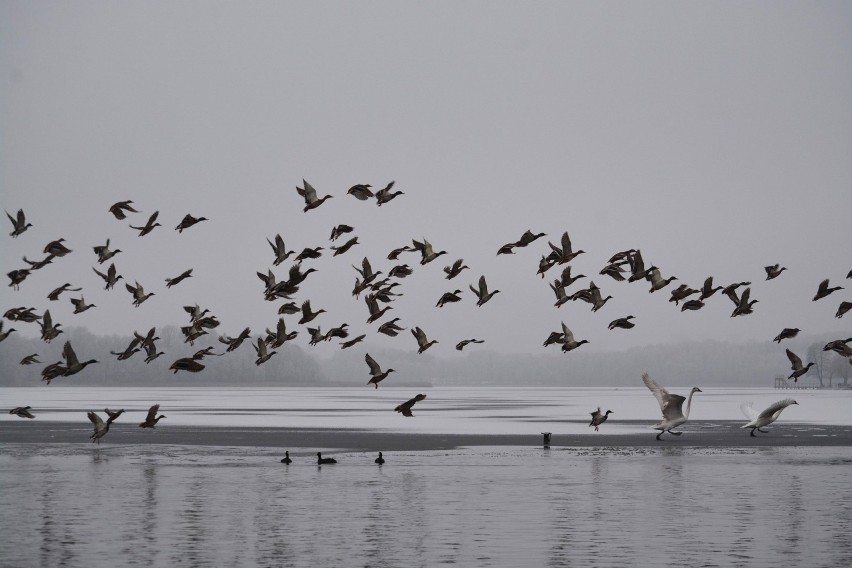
[2,387,851,567]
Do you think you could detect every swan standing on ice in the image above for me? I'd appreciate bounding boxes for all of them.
[740,399,798,436]
[642,373,702,440]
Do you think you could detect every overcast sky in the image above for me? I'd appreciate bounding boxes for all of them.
[1,1,849,358]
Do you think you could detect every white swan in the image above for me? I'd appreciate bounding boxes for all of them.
[642,373,701,440]
[740,399,798,436]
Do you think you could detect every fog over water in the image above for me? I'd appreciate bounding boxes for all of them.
[1,2,849,370]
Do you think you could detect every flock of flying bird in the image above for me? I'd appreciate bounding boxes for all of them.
[3,181,851,445]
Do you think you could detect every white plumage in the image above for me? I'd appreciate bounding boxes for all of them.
[740,398,798,436]
[642,372,702,440]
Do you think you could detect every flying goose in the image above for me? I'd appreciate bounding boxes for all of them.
[43,238,72,257]
[680,299,705,312]
[764,264,787,280]
[600,262,627,281]
[785,349,814,382]
[347,184,374,200]
[395,394,427,417]
[175,214,208,233]
[104,408,125,425]
[47,283,82,301]
[317,452,337,464]
[191,346,223,360]
[88,411,110,444]
[443,259,470,280]
[375,452,385,464]
[108,200,139,220]
[130,211,161,236]
[513,229,547,248]
[837,302,852,319]
[389,264,414,279]
[323,323,350,342]
[813,278,843,301]
[110,337,141,361]
[70,296,96,314]
[19,354,40,365]
[165,268,193,288]
[60,341,98,377]
[378,318,405,337]
[546,232,585,265]
[627,250,657,283]
[139,404,166,428]
[267,234,294,265]
[329,224,354,241]
[220,327,252,352]
[169,357,205,373]
[557,265,586,288]
[436,289,463,308]
[22,255,55,270]
[4,307,40,322]
[10,406,35,419]
[823,338,852,357]
[297,180,333,212]
[307,326,325,346]
[38,310,62,343]
[278,302,300,315]
[496,243,516,255]
[340,334,366,349]
[412,326,438,353]
[365,353,395,388]
[143,342,165,363]
[560,322,589,352]
[387,244,416,260]
[331,236,359,256]
[412,238,447,265]
[470,275,500,307]
[589,408,613,431]
[668,284,699,306]
[7,269,30,290]
[608,316,635,330]
[6,209,32,237]
[741,399,797,436]
[698,276,723,300]
[647,269,677,293]
[93,263,123,290]
[298,300,326,325]
[93,239,122,264]
[126,281,155,307]
[354,257,382,286]
[773,328,800,343]
[365,294,393,323]
[727,286,757,317]
[456,338,484,351]
[642,373,701,440]
[253,337,277,365]
[296,247,324,262]
[376,181,404,205]
[550,280,571,308]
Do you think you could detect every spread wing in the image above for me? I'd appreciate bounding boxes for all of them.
[740,402,759,421]
[642,372,669,412]
[365,353,382,375]
[758,399,796,420]
[145,404,160,422]
[661,394,686,421]
[63,341,80,367]
[785,348,803,370]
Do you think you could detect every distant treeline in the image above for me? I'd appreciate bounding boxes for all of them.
[0,326,849,388]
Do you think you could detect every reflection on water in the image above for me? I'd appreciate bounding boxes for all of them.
[1,445,851,567]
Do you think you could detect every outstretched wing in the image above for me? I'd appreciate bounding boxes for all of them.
[785,348,803,370]
[365,353,382,375]
[740,402,759,421]
[642,372,668,412]
[758,399,796,420]
[145,404,160,422]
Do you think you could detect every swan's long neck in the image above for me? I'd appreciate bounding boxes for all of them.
[684,389,697,419]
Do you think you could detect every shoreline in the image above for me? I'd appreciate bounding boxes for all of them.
[2,420,851,450]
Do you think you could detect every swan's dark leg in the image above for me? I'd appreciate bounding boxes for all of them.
[655,431,663,441]
[750,428,756,437]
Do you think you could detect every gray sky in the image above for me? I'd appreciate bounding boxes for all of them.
[1,1,850,357]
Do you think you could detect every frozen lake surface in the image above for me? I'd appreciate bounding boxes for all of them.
[3,385,852,434]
